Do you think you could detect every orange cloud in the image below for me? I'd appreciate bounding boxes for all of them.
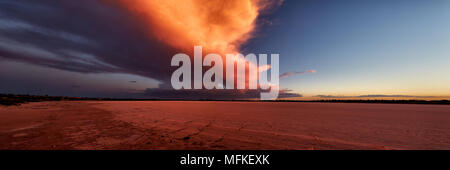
[113,0,282,55]
[109,0,283,89]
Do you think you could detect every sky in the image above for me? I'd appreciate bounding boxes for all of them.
[0,0,449,100]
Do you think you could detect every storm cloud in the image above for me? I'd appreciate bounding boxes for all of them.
[0,0,295,99]
[0,0,179,81]
[144,88,301,100]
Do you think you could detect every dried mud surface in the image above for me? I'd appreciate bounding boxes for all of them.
[1,101,449,150]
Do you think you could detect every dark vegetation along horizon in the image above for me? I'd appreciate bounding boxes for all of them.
[1,93,449,106]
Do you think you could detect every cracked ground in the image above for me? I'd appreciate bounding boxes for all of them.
[1,101,450,149]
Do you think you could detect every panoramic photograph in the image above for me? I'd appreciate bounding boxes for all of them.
[0,0,449,166]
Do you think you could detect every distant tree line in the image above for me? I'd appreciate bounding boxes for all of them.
[1,93,449,106]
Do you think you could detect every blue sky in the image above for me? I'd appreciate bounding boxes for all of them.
[244,0,450,97]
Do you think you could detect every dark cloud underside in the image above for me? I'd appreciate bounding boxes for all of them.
[0,0,177,81]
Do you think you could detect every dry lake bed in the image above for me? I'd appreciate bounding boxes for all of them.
[1,101,449,150]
